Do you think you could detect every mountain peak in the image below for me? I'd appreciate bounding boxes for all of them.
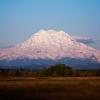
[32,29,69,36]
[0,29,100,69]
[29,29,73,43]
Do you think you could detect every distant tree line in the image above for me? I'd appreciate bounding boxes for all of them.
[0,64,100,77]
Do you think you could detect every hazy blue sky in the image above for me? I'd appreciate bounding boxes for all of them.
[0,0,100,49]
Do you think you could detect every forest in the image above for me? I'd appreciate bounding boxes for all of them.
[0,64,100,77]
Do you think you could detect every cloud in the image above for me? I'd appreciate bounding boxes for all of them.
[72,36,95,44]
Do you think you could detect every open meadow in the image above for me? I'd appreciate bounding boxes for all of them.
[0,77,100,100]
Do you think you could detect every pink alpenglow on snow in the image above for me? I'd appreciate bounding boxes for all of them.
[0,30,100,69]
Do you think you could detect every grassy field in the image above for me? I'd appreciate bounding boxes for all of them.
[0,77,100,100]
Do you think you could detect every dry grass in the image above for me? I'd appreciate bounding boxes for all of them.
[0,77,100,100]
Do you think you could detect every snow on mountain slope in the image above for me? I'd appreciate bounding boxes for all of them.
[0,29,100,68]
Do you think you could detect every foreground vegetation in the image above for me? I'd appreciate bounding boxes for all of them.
[0,64,100,77]
[0,64,100,100]
[0,77,100,100]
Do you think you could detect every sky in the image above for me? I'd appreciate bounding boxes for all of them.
[0,0,100,49]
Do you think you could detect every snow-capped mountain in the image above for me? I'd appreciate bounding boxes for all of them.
[0,29,100,69]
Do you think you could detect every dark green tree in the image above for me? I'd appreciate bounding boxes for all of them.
[0,69,9,77]
[15,70,22,77]
[96,68,100,76]
[47,64,73,77]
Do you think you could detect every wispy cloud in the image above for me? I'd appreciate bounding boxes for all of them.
[73,36,95,44]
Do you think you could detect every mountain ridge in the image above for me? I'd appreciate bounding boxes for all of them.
[0,29,100,69]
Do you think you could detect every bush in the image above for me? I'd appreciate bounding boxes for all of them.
[40,64,73,77]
